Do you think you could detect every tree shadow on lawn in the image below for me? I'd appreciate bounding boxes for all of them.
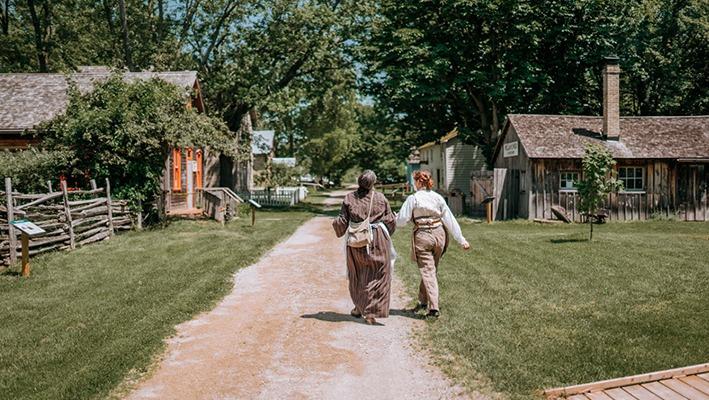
[261,203,340,217]
[550,238,589,244]
[0,268,21,277]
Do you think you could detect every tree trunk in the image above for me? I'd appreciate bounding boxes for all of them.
[27,0,48,72]
[102,0,115,35]
[118,0,133,70]
[589,218,593,241]
[1,0,9,35]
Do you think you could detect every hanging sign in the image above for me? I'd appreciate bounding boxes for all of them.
[10,220,46,236]
[503,141,519,158]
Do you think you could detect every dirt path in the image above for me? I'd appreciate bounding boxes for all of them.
[126,216,469,400]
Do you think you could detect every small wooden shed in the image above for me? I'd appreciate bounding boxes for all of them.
[484,58,708,222]
[489,115,708,221]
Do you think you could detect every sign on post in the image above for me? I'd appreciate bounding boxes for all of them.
[248,199,261,227]
[10,220,46,236]
[10,220,45,277]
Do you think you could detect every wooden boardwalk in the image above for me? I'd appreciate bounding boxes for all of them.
[544,364,709,400]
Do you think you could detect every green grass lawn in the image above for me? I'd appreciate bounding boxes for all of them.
[393,220,709,399]
[0,211,311,400]
[301,189,333,205]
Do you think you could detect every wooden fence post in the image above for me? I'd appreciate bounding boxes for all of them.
[90,179,97,191]
[137,199,143,230]
[47,180,53,193]
[5,177,17,264]
[21,233,30,277]
[61,181,76,249]
[105,178,115,237]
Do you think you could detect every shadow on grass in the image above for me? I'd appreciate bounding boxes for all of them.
[259,203,340,217]
[301,311,384,326]
[390,308,425,320]
[0,268,21,277]
[550,237,589,244]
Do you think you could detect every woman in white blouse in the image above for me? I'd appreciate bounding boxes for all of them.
[396,170,470,318]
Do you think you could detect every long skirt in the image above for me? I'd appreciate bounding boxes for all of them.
[346,227,392,318]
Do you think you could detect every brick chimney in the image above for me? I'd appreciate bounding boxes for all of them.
[602,56,620,140]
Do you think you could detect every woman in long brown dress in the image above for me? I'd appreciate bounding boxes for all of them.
[332,170,397,325]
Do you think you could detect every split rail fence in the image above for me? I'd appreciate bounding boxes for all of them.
[1,178,134,267]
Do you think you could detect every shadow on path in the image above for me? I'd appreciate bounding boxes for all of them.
[301,311,387,326]
[389,309,425,320]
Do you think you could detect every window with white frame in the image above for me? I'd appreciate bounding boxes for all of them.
[618,166,644,191]
[560,171,580,190]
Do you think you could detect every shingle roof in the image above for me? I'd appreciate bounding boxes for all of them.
[419,128,459,150]
[252,130,275,155]
[498,114,709,160]
[0,70,198,132]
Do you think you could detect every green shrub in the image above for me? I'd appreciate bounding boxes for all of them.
[35,72,236,210]
[0,149,72,193]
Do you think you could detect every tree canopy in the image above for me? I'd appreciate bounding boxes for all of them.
[360,0,708,164]
[2,0,707,177]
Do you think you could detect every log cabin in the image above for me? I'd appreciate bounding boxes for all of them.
[0,66,251,214]
[488,58,709,221]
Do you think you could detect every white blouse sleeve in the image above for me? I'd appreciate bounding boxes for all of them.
[441,200,466,245]
[396,195,415,227]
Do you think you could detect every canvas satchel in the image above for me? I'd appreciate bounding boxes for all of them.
[346,192,375,248]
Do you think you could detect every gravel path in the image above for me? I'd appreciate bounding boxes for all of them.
[126,216,470,400]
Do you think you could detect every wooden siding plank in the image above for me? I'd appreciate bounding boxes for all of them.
[624,385,665,400]
[660,379,709,400]
[587,391,616,400]
[568,395,592,400]
[677,378,709,395]
[642,381,688,400]
[605,388,641,400]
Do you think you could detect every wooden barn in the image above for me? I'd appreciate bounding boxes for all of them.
[486,60,708,222]
[0,67,251,214]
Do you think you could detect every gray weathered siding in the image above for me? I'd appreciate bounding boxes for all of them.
[444,137,487,193]
[492,125,532,219]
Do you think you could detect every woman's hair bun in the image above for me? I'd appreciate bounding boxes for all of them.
[413,170,434,189]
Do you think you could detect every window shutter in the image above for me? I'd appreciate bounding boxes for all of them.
[172,148,182,191]
[196,149,204,188]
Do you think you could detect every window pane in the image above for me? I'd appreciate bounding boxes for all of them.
[619,168,626,178]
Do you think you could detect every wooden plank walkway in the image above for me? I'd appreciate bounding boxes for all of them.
[544,364,709,400]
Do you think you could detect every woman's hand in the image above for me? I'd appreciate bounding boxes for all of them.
[461,240,470,250]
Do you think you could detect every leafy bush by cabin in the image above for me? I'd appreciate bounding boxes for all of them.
[0,149,72,193]
[34,73,234,209]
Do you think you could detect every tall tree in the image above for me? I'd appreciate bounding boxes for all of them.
[26,0,51,72]
[117,0,133,70]
[1,0,10,34]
